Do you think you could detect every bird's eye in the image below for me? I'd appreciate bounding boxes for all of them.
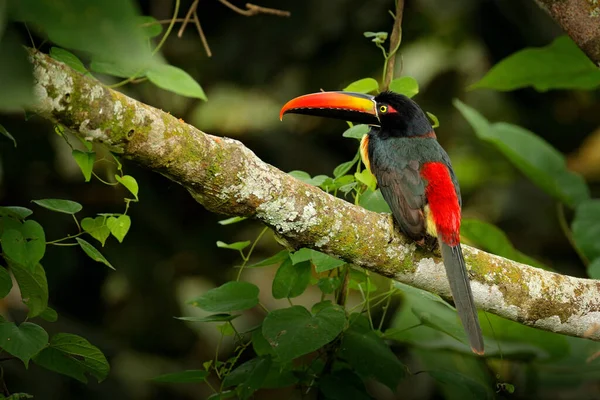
[379,105,388,113]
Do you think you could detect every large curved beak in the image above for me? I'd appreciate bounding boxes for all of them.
[280,91,379,125]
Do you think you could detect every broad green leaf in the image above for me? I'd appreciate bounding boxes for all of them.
[218,216,247,225]
[176,314,240,323]
[188,281,259,312]
[317,277,340,294]
[339,314,405,389]
[115,175,139,200]
[106,215,131,243]
[311,251,345,273]
[0,266,12,298]
[0,123,16,147]
[461,219,548,270]
[0,321,48,367]
[0,207,32,219]
[359,189,391,213]
[262,302,346,363]
[137,16,162,38]
[289,248,313,264]
[81,217,110,246]
[76,238,115,270]
[588,258,600,280]
[72,150,96,182]
[389,76,419,98]
[572,199,600,261]
[216,240,250,251]
[222,357,272,399]
[1,220,45,268]
[355,169,376,191]
[33,333,109,383]
[153,370,209,383]
[471,36,600,91]
[319,370,371,400]
[1,229,26,264]
[261,361,298,389]
[38,307,58,322]
[15,0,157,79]
[428,369,494,399]
[454,99,589,208]
[247,250,289,268]
[90,59,145,78]
[0,29,34,111]
[9,261,48,317]
[342,124,369,140]
[49,47,87,74]
[251,328,273,357]
[272,259,311,299]
[333,160,356,178]
[147,64,207,100]
[32,199,82,214]
[343,78,379,94]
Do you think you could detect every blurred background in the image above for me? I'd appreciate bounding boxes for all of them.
[1,0,599,398]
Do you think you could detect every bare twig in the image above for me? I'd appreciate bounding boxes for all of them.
[193,11,212,57]
[217,0,290,17]
[382,0,405,91]
[178,0,200,38]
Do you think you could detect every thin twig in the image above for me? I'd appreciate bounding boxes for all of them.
[178,0,199,38]
[217,0,290,17]
[382,0,405,91]
[193,11,212,57]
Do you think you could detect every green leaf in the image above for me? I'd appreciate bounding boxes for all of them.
[153,370,209,383]
[342,124,369,140]
[114,175,139,200]
[49,47,87,74]
[222,357,272,399]
[0,266,12,298]
[137,16,162,38]
[572,199,600,261]
[0,321,48,367]
[429,369,494,399]
[470,36,600,91]
[247,250,289,268]
[1,220,46,268]
[454,99,589,208]
[206,391,236,400]
[389,76,419,98]
[251,328,273,357]
[348,269,377,293]
[343,78,379,94]
[81,217,111,246]
[311,251,345,273]
[0,207,32,220]
[0,29,34,111]
[33,333,109,383]
[76,238,115,270]
[460,219,548,270]
[0,123,16,147]
[217,322,235,336]
[38,307,58,322]
[106,215,131,243]
[176,314,240,323]
[339,314,405,390]
[218,216,247,225]
[355,169,376,191]
[319,370,372,400]
[262,302,346,362]
[588,258,600,279]
[188,281,259,312]
[216,240,251,251]
[261,361,298,389]
[359,189,391,213]
[333,160,356,178]
[71,150,96,182]
[289,248,313,264]
[32,199,82,214]
[272,259,311,299]
[426,112,439,128]
[147,64,207,100]
[90,59,145,78]
[9,261,48,318]
[317,277,340,294]
[288,170,312,184]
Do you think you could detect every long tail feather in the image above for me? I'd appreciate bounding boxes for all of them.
[440,241,484,355]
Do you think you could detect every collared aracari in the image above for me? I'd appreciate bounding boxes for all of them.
[279,90,484,355]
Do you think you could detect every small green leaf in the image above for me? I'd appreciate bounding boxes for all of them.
[38,307,58,322]
[426,112,439,128]
[218,216,247,225]
[247,250,290,268]
[588,258,600,279]
[188,281,259,312]
[343,78,379,94]
[342,124,369,140]
[359,189,391,213]
[137,16,163,38]
[34,333,109,383]
[49,47,87,74]
[72,150,96,182]
[572,199,600,261]
[81,217,110,246]
[76,238,115,270]
[106,215,131,243]
[288,170,312,184]
[217,323,235,336]
[0,267,12,298]
[115,175,139,200]
[262,302,346,362]
[9,261,48,318]
[153,370,209,383]
[289,248,313,264]
[389,76,419,98]
[147,64,207,100]
[363,31,388,44]
[206,391,236,400]
[176,314,240,323]
[0,123,16,147]
[222,357,272,399]
[216,240,251,251]
[272,259,311,299]
[311,251,345,273]
[355,169,377,191]
[333,160,356,178]
[348,269,377,293]
[32,199,82,215]
[0,321,48,367]
[470,36,600,91]
[0,207,32,219]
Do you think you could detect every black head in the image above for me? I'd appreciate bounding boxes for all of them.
[373,91,432,138]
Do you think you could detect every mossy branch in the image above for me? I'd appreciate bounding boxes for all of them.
[28,50,600,341]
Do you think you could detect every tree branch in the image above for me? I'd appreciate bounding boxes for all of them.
[382,0,404,91]
[28,50,600,341]
[534,0,600,66]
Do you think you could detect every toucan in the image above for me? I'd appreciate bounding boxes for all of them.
[279,90,484,355]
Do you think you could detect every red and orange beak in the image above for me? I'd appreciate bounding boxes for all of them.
[280,91,379,125]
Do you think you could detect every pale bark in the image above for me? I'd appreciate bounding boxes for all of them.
[28,51,600,341]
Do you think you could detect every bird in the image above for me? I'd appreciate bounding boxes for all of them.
[279,90,484,355]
